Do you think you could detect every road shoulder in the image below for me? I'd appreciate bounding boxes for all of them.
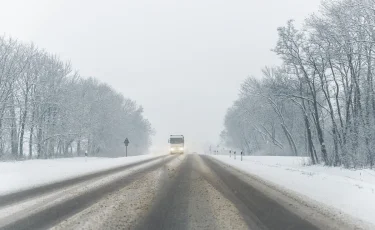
[203,155,374,230]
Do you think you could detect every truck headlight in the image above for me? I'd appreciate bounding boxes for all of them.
[170,147,175,151]
[179,147,184,151]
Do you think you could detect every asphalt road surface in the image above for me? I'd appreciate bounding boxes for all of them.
[0,154,362,230]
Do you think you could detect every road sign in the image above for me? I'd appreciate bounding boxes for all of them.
[124,138,129,146]
[124,138,130,157]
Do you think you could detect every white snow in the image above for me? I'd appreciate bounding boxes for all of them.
[0,154,159,195]
[211,155,375,226]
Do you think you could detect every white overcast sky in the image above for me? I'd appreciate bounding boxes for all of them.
[0,0,321,153]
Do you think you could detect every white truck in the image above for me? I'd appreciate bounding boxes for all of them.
[168,135,184,154]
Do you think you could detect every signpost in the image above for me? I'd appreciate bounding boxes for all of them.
[124,138,129,157]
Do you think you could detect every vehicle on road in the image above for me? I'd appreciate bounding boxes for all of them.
[168,135,184,154]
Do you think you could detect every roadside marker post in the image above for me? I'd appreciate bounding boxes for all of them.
[229,150,231,158]
[234,151,236,160]
[241,151,243,161]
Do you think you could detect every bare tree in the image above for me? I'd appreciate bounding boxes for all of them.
[221,0,375,168]
[0,36,153,160]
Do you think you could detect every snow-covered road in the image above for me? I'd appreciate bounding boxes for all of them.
[0,154,371,230]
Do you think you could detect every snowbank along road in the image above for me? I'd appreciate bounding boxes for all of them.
[0,154,369,230]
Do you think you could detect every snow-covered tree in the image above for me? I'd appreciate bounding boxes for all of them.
[222,0,375,168]
[0,36,153,160]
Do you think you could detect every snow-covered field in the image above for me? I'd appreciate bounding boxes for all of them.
[212,155,375,226]
[0,154,159,195]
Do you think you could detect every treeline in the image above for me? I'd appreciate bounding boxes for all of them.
[0,36,153,160]
[221,0,375,168]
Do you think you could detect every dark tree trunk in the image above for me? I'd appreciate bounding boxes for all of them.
[10,94,18,158]
[37,126,42,158]
[77,140,81,156]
